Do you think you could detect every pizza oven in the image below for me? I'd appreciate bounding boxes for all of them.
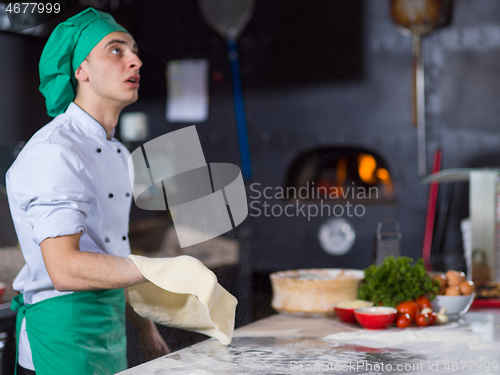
[284,146,395,203]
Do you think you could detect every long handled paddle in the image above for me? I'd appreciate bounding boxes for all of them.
[391,0,452,177]
[199,0,255,179]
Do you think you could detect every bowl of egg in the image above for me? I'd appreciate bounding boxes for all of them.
[431,270,476,320]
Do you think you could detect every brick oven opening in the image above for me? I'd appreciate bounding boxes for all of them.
[284,147,395,202]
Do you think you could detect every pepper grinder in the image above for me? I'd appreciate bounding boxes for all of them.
[375,218,402,265]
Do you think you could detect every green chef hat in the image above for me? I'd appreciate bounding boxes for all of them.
[39,7,129,117]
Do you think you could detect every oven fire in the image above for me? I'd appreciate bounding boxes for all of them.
[284,147,395,202]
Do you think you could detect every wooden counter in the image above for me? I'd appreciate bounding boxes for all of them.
[118,309,500,374]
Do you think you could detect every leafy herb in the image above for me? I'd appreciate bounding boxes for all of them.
[357,256,440,307]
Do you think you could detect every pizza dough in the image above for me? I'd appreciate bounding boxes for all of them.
[127,254,237,345]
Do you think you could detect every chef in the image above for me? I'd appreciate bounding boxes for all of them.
[6,8,169,375]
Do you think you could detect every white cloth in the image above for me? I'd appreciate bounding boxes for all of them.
[6,102,133,369]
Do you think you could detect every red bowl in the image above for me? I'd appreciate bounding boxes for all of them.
[0,282,6,301]
[334,306,357,323]
[334,300,373,323]
[354,306,397,330]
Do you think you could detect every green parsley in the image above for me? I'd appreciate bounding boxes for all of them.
[357,256,440,307]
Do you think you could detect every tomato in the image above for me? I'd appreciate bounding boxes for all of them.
[416,314,429,327]
[395,301,419,321]
[415,295,432,310]
[396,313,412,329]
[427,312,436,326]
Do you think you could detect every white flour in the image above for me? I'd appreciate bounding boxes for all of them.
[322,321,500,371]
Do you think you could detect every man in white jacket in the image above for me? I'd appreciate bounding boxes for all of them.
[7,8,169,374]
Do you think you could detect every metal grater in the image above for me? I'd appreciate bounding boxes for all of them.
[375,219,401,265]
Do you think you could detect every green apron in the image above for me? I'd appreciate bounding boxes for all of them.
[11,289,127,375]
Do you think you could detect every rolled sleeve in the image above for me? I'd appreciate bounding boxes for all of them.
[8,143,90,245]
[29,203,87,245]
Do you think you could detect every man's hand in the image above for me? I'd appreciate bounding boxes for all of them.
[125,291,170,361]
[137,319,170,361]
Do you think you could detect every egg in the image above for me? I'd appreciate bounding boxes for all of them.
[459,280,475,295]
[445,270,462,287]
[457,271,466,283]
[432,274,447,290]
[445,286,461,296]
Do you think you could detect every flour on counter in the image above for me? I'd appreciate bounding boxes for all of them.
[323,322,491,348]
[322,321,500,368]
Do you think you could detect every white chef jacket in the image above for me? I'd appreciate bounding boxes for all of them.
[6,102,133,369]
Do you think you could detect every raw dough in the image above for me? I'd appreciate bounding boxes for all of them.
[127,255,237,345]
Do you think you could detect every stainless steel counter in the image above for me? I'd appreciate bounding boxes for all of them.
[118,309,500,375]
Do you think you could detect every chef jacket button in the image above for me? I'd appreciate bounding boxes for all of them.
[126,192,130,197]
[109,193,114,198]
[122,236,127,241]
[97,148,102,153]
[117,149,121,153]
[105,237,110,243]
